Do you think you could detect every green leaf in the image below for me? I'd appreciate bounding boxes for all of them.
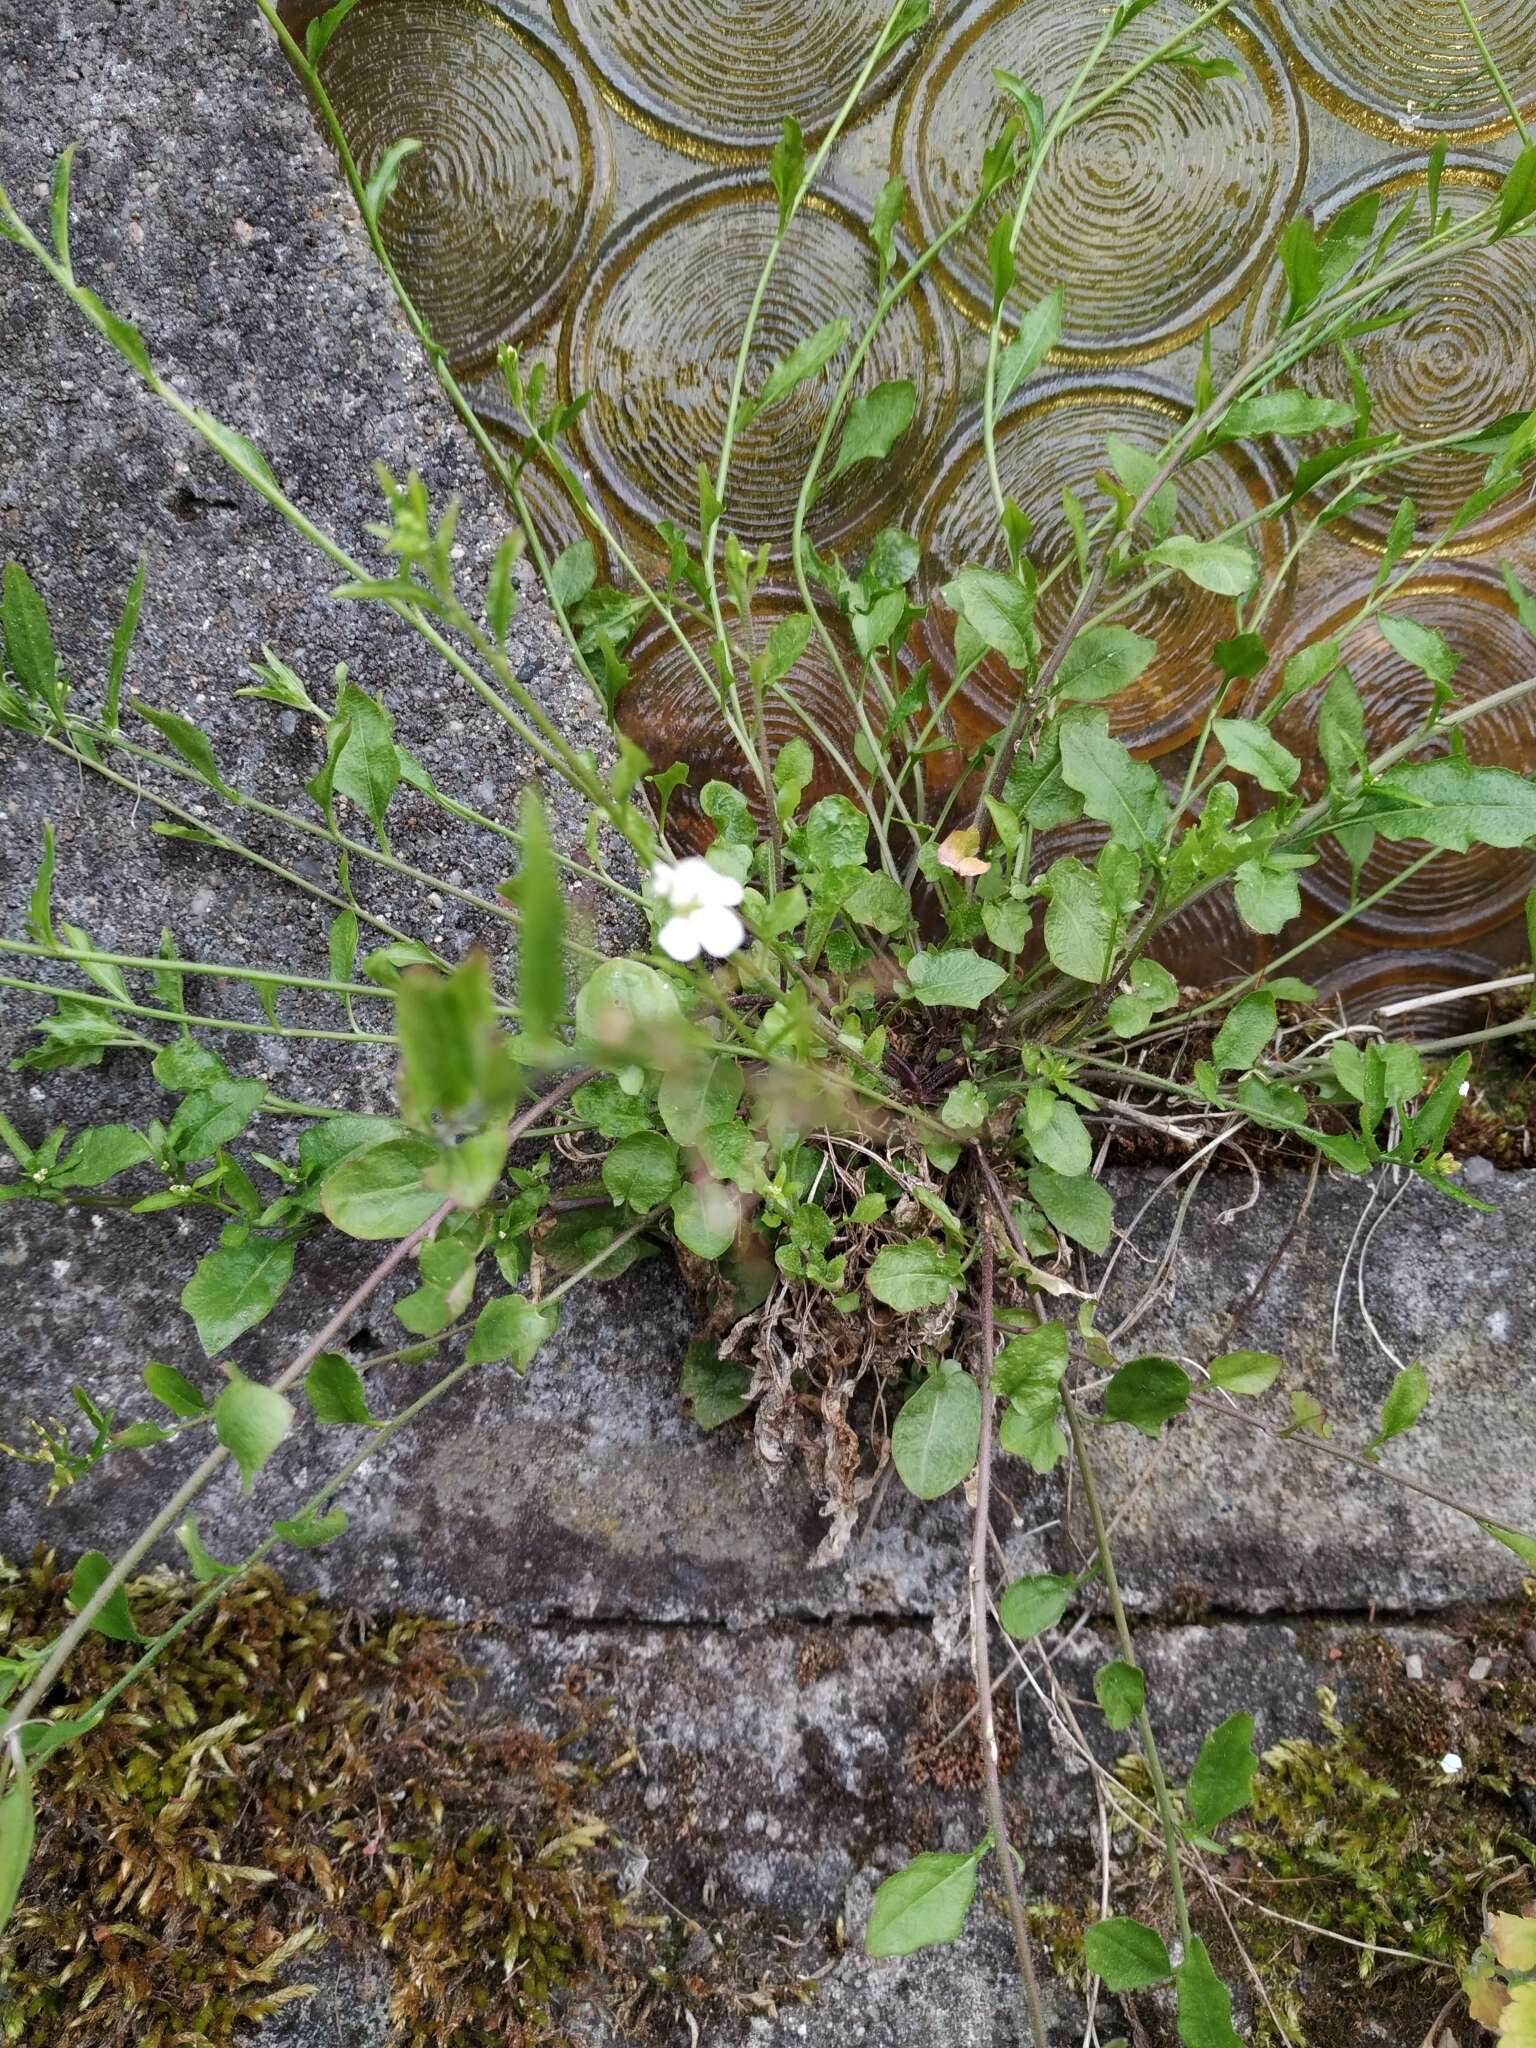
[273,1508,349,1549]
[846,870,911,935]
[999,1571,1076,1640]
[996,287,1062,406]
[1147,536,1257,598]
[656,1064,741,1153]
[1187,1712,1258,1831]
[320,1135,444,1240]
[670,1179,738,1259]
[942,566,1034,669]
[769,115,805,228]
[1368,757,1536,851]
[1043,856,1114,982]
[362,135,423,223]
[547,538,596,611]
[800,793,869,869]
[867,1239,961,1311]
[892,1367,982,1499]
[602,1130,682,1213]
[1175,1936,1243,2048]
[0,1760,35,1939]
[424,1124,508,1210]
[139,704,228,795]
[1212,718,1300,794]
[177,1517,235,1581]
[1104,1355,1190,1436]
[1208,1349,1281,1397]
[746,318,848,426]
[144,1360,208,1418]
[509,790,566,1046]
[906,948,1008,1011]
[1233,855,1304,934]
[80,289,152,377]
[104,559,146,728]
[239,644,324,718]
[1217,389,1356,440]
[1211,990,1276,1074]
[828,379,915,483]
[214,1370,294,1493]
[1055,625,1157,704]
[1369,1361,1429,1456]
[575,960,682,1070]
[464,1294,557,1370]
[332,682,399,836]
[1379,613,1459,688]
[180,1237,295,1357]
[166,1079,266,1163]
[3,562,60,706]
[1058,707,1170,849]
[1496,145,1536,237]
[1028,1166,1112,1254]
[865,1845,984,1958]
[306,1351,377,1427]
[1093,1662,1146,1733]
[52,1124,152,1189]
[68,1551,141,1642]
[1024,1088,1092,1175]
[680,1339,751,1430]
[49,141,76,275]
[1485,1522,1536,1573]
[305,0,364,64]
[1084,1914,1171,1990]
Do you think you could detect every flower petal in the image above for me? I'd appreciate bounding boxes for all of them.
[658,915,702,962]
[693,904,746,957]
[651,862,679,903]
[699,862,746,908]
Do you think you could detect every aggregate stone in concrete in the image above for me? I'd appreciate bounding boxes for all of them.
[1088,1163,1536,1617]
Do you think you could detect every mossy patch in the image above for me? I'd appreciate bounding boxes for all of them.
[0,1554,674,2047]
[1077,1612,1536,2044]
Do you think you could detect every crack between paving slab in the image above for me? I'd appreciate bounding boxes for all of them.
[507,1599,1478,1636]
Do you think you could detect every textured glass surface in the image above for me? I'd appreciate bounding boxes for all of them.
[285,0,1536,993]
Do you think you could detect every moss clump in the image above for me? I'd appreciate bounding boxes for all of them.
[0,1554,646,2047]
[1096,1616,1536,2045]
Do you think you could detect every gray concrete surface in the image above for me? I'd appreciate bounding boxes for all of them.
[2,4,1533,2044]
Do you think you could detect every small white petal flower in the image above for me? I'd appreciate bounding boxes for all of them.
[658,914,703,962]
[1440,1750,1463,1775]
[650,857,747,962]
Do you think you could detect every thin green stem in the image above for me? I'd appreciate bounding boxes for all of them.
[1062,1394,1192,1953]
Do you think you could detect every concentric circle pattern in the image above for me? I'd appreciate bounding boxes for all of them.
[1313,949,1501,1033]
[894,0,1304,357]
[616,595,893,851]
[1248,165,1536,555]
[551,0,914,156]
[318,0,609,371]
[1263,572,1536,943]
[918,382,1293,758]
[564,179,957,555]
[294,0,1536,991]
[1272,0,1536,141]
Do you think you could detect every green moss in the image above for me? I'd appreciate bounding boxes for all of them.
[1055,1614,1536,2043]
[0,1554,649,2047]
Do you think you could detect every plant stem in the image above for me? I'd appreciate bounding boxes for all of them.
[972,1212,1052,2048]
[0,1069,585,1748]
[1061,1393,1192,1953]
[1188,1391,1536,1549]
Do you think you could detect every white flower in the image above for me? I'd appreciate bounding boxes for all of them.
[651,857,746,963]
[1440,1751,1463,1775]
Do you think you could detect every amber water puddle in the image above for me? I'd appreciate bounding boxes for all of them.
[281,0,1536,1007]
